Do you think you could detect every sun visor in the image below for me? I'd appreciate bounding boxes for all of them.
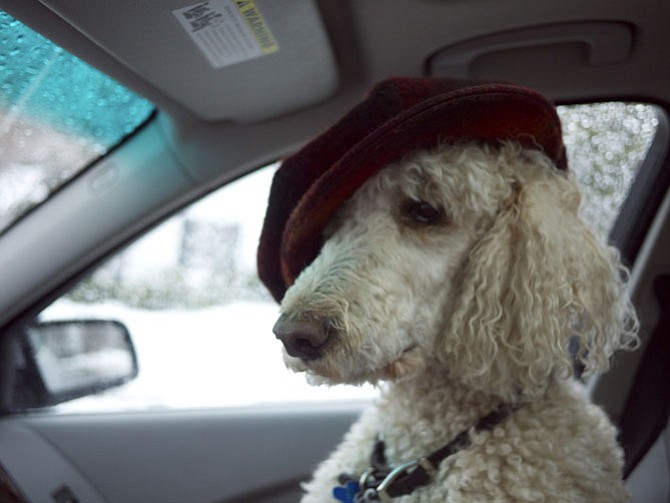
[39,0,338,122]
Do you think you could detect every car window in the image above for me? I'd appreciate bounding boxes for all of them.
[25,101,662,414]
[0,11,154,233]
[38,167,378,412]
[557,103,660,238]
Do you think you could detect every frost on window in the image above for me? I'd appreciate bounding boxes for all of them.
[558,103,659,240]
[0,11,154,232]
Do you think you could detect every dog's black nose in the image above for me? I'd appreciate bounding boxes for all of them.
[273,314,328,361]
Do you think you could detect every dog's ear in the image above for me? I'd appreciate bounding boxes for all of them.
[442,161,638,400]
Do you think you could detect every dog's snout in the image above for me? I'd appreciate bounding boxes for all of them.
[273,314,329,361]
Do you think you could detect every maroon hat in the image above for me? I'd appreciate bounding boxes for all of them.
[258,77,567,302]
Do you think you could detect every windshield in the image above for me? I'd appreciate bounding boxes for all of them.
[0,11,154,233]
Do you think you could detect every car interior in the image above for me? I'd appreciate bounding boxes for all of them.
[0,0,668,502]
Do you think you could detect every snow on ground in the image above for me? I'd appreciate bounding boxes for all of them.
[40,300,376,413]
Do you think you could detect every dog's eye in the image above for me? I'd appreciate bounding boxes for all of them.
[407,201,442,224]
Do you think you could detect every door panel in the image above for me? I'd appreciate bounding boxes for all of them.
[0,403,364,503]
[0,421,108,503]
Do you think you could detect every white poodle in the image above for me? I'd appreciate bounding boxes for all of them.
[258,79,638,503]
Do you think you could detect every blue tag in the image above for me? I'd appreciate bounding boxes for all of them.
[332,480,360,503]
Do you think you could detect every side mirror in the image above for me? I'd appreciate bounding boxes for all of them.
[19,319,138,408]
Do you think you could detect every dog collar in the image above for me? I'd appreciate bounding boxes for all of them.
[333,405,518,502]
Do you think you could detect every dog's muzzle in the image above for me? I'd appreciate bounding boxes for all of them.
[273,313,329,361]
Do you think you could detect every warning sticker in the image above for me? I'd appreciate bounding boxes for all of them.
[173,0,279,69]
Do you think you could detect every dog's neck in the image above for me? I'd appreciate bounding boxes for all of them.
[375,360,508,463]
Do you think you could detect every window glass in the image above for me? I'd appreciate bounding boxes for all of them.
[33,102,661,413]
[40,168,377,412]
[558,103,659,238]
[0,12,154,233]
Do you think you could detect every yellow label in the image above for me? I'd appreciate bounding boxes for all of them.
[233,1,279,55]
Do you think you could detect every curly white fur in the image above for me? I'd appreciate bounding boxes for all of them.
[277,142,638,502]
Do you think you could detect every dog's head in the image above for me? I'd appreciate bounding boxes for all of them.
[257,78,637,400]
[269,142,637,398]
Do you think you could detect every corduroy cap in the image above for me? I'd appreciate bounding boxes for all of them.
[258,77,567,302]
